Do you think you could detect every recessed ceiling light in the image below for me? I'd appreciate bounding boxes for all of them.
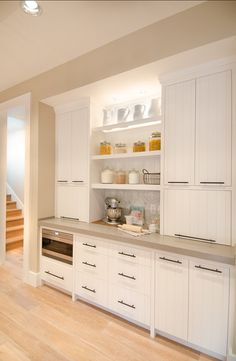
[21,1,42,16]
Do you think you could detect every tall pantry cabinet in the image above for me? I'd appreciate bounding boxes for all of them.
[162,64,233,246]
[55,104,90,222]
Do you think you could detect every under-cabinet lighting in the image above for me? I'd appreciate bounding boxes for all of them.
[21,1,42,16]
[103,120,161,133]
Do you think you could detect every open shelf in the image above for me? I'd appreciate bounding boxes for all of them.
[92,116,161,133]
[91,183,161,191]
[91,150,161,160]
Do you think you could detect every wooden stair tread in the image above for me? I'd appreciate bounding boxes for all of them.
[6,215,24,221]
[6,235,23,244]
[7,208,22,213]
[6,200,16,205]
[6,225,24,232]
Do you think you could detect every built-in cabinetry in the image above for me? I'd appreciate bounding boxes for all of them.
[40,227,232,359]
[162,66,233,245]
[155,250,230,357]
[155,252,188,340]
[163,189,231,245]
[164,70,231,186]
[55,105,90,221]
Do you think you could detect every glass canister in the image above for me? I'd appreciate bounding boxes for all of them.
[101,167,114,183]
[128,169,140,184]
[149,132,161,151]
[100,141,112,155]
[133,141,146,152]
[115,169,126,184]
[114,143,127,154]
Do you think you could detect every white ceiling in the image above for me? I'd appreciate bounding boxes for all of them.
[0,0,203,92]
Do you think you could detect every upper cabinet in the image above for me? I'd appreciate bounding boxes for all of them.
[164,80,195,185]
[163,70,232,187]
[195,71,231,186]
[56,107,89,185]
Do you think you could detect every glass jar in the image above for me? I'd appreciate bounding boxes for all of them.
[128,169,140,184]
[133,141,146,152]
[100,141,112,155]
[115,169,126,184]
[101,167,114,184]
[113,143,127,154]
[149,132,161,151]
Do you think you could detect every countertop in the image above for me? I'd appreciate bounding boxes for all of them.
[39,218,236,266]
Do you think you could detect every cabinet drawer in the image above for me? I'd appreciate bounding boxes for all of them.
[41,256,73,292]
[109,243,151,267]
[108,285,150,326]
[76,251,107,278]
[76,236,107,255]
[108,258,151,295]
[75,272,107,307]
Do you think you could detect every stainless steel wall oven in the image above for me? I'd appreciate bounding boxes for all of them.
[42,228,73,265]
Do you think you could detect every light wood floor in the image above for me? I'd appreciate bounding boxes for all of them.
[0,248,218,361]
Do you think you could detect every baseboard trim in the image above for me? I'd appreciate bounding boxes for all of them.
[24,271,41,287]
[227,353,236,361]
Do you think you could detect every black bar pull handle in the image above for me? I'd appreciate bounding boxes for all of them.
[82,242,96,248]
[159,256,182,264]
[118,251,136,258]
[168,181,189,184]
[82,261,96,268]
[200,181,225,184]
[174,234,216,243]
[82,285,96,293]
[118,300,135,309]
[118,272,136,280]
[195,265,222,274]
[72,180,84,183]
[57,180,68,183]
[45,271,64,280]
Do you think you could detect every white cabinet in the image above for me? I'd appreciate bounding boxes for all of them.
[163,189,231,245]
[155,252,188,341]
[164,80,195,185]
[56,184,89,221]
[40,256,73,292]
[55,106,90,221]
[195,71,231,186]
[188,260,229,356]
[56,107,89,184]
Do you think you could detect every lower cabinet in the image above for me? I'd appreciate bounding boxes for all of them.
[155,252,188,340]
[40,256,73,292]
[188,260,230,356]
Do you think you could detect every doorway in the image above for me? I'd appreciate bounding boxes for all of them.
[0,93,31,283]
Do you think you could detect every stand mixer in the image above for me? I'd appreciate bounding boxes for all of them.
[104,197,122,225]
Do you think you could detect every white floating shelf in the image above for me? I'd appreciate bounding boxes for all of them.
[92,116,161,132]
[91,183,161,191]
[91,150,161,160]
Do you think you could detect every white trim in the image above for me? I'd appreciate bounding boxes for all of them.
[227,350,236,361]
[0,112,7,265]
[26,271,41,287]
[160,56,236,85]
[0,93,31,284]
[6,183,24,212]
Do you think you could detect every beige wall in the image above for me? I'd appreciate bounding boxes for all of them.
[38,103,55,220]
[0,0,234,270]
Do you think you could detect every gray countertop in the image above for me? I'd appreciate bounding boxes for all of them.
[39,218,236,266]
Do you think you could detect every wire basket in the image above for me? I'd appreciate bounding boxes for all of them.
[142,169,160,185]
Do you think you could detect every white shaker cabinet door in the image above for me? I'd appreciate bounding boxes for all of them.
[155,253,188,341]
[163,189,231,245]
[71,107,89,184]
[164,80,195,185]
[56,112,71,183]
[195,71,231,186]
[56,185,89,222]
[188,260,229,356]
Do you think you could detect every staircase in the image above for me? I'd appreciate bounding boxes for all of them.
[6,194,24,251]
